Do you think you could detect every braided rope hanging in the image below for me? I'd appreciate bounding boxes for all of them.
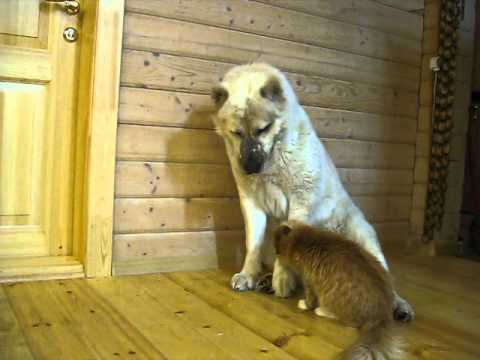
[423,0,465,242]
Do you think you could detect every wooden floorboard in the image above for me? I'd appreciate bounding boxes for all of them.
[1,255,479,359]
[0,287,33,360]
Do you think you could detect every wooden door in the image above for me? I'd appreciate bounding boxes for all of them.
[0,1,81,259]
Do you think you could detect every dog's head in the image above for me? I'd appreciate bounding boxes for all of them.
[211,64,292,175]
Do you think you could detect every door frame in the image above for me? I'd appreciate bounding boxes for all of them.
[73,0,125,277]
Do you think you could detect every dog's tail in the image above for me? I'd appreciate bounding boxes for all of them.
[340,319,403,360]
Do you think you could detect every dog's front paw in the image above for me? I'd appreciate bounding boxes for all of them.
[273,267,296,298]
[394,295,415,322]
[230,272,255,291]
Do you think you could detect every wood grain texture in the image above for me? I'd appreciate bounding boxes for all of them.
[115,162,413,198]
[119,87,417,143]
[113,230,246,274]
[422,28,439,54]
[125,0,421,65]
[72,0,98,264]
[43,3,83,257]
[410,208,425,236]
[354,195,412,222]
[0,226,47,258]
[123,13,420,91]
[113,198,244,234]
[0,287,34,360]
[170,271,345,358]
[4,280,165,359]
[0,256,83,283]
[415,131,431,157]
[89,275,250,359]
[3,255,480,359]
[0,83,39,216]
[0,0,39,37]
[253,0,422,40]
[371,0,424,11]
[116,125,228,163]
[80,0,125,277]
[0,2,48,49]
[115,162,238,198]
[410,0,440,243]
[113,195,411,234]
[418,106,432,132]
[414,157,429,183]
[114,0,425,264]
[117,125,415,169]
[0,46,51,83]
[112,222,409,276]
[412,184,428,209]
[424,1,440,30]
[121,50,419,118]
[92,275,296,359]
[420,80,433,106]
[0,5,82,262]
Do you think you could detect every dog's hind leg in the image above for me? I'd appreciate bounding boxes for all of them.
[344,212,415,322]
[231,196,267,291]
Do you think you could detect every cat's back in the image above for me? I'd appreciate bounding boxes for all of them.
[304,229,395,325]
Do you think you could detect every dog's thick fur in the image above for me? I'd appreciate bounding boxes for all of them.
[211,63,414,321]
[275,221,403,360]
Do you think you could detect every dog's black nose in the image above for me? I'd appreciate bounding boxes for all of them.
[242,158,263,174]
[240,137,265,174]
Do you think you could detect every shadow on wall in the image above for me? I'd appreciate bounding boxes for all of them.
[163,89,245,271]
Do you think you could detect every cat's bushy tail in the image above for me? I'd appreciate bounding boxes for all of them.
[340,319,404,360]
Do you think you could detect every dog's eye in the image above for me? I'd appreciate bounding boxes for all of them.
[255,123,273,136]
[231,130,243,138]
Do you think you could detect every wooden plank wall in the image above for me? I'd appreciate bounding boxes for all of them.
[113,0,424,275]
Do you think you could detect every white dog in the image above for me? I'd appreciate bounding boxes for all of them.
[211,63,414,321]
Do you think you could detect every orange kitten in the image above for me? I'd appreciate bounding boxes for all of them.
[274,220,403,360]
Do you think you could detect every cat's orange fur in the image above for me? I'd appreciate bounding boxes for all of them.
[274,220,403,360]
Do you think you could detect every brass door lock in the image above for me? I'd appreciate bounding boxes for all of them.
[63,27,78,42]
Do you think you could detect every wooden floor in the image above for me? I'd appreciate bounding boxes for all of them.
[1,254,480,360]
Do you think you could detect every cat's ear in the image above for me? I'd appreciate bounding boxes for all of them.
[274,223,292,254]
[274,223,292,242]
[277,223,292,237]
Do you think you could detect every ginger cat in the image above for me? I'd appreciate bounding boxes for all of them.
[274,221,403,360]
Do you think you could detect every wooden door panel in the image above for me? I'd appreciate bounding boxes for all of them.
[0,2,80,258]
[0,83,43,216]
[0,2,48,49]
[0,0,40,37]
[0,47,52,83]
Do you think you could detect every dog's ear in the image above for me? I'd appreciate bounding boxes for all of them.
[260,77,285,104]
[211,86,229,109]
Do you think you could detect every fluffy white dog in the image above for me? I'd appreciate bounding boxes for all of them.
[211,63,414,321]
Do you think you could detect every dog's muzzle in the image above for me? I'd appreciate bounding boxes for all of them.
[240,137,266,174]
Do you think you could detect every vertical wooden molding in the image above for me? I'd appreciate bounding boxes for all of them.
[84,0,125,277]
[410,0,440,252]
